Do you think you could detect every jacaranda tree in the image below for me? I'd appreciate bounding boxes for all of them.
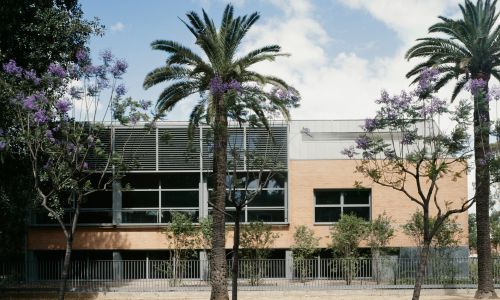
[405,1,500,297]
[143,5,299,299]
[343,69,474,300]
[0,0,101,262]
[1,50,150,300]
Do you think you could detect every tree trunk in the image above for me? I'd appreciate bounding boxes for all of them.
[56,194,81,300]
[472,82,498,299]
[412,240,431,300]
[231,208,241,300]
[58,236,73,300]
[210,94,229,300]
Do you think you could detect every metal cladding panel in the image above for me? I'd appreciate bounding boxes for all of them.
[288,120,439,160]
[114,127,156,171]
[158,127,200,170]
[246,126,287,170]
[86,127,111,170]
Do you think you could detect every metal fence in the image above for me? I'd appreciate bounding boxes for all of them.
[1,257,499,292]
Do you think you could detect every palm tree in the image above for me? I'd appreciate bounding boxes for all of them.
[143,5,299,300]
[405,0,499,298]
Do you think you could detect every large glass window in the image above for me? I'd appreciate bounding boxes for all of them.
[314,189,370,223]
[121,172,200,224]
[208,172,287,223]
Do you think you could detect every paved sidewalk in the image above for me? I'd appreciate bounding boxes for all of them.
[0,289,482,299]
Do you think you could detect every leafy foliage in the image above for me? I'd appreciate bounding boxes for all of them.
[292,225,320,260]
[292,225,320,282]
[403,211,463,250]
[405,0,500,101]
[143,4,300,133]
[368,212,395,251]
[468,213,478,251]
[163,212,199,260]
[490,210,500,253]
[343,67,474,299]
[240,221,280,260]
[0,0,101,261]
[329,214,369,258]
[405,3,500,295]
[239,221,280,286]
[1,49,150,299]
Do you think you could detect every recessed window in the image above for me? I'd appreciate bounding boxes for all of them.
[314,189,371,223]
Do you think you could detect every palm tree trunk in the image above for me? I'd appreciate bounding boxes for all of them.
[210,94,229,300]
[473,86,498,299]
[231,208,241,300]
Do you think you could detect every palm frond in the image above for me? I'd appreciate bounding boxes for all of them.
[451,75,469,101]
[143,66,191,89]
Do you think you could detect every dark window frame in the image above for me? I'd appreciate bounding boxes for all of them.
[314,189,371,224]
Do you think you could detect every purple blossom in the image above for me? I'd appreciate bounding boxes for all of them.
[3,59,23,76]
[82,162,89,170]
[115,84,127,97]
[417,68,439,94]
[363,118,378,132]
[209,76,241,95]
[22,96,38,110]
[227,79,241,92]
[76,49,89,64]
[341,146,357,158]
[45,130,55,143]
[355,136,370,150]
[139,99,152,110]
[33,109,49,124]
[420,97,447,117]
[100,50,113,64]
[47,63,67,78]
[478,158,487,166]
[95,65,107,79]
[55,98,71,114]
[82,65,97,76]
[375,90,412,120]
[0,141,6,151]
[210,76,225,95]
[466,79,487,96]
[110,59,128,78]
[24,69,40,85]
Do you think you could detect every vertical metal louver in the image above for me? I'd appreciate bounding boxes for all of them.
[246,126,287,170]
[158,127,200,171]
[114,127,156,171]
[201,127,213,171]
[86,127,111,170]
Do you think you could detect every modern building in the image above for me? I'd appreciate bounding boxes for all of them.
[27,120,468,264]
